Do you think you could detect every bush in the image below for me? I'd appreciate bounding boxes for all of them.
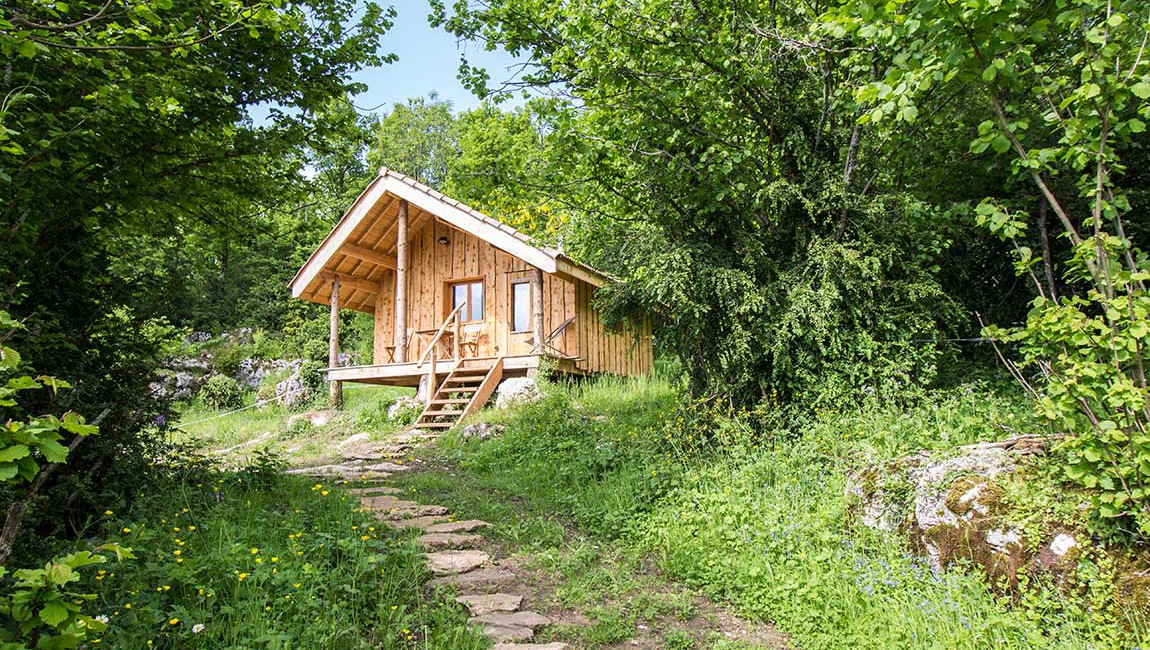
[298,360,326,394]
[199,375,245,410]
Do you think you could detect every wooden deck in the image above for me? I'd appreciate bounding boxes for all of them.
[323,354,585,387]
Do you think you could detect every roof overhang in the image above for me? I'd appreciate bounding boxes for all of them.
[289,169,607,313]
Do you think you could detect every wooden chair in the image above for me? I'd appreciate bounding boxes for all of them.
[383,329,414,364]
[458,324,482,358]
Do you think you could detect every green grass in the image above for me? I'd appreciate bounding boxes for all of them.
[172,384,414,465]
[414,373,1148,650]
[84,455,485,649]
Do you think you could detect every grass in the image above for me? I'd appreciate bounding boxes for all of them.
[172,384,414,465]
[83,454,485,649]
[409,372,1149,650]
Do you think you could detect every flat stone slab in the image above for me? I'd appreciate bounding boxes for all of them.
[473,623,533,642]
[471,612,551,629]
[382,504,450,520]
[492,644,569,650]
[457,593,522,616]
[389,515,451,530]
[362,461,410,473]
[285,463,359,476]
[348,486,401,495]
[424,519,490,534]
[418,532,484,550]
[427,550,490,575]
[428,567,516,592]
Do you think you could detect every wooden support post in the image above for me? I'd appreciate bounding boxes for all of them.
[328,275,343,408]
[372,283,387,365]
[395,199,409,363]
[452,309,461,360]
[426,343,437,406]
[531,268,545,354]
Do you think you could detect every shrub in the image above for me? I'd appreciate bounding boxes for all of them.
[199,375,245,410]
[298,360,326,394]
[210,342,247,379]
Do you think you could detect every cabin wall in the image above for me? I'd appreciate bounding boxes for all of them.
[370,219,581,361]
[367,218,651,376]
[573,280,654,376]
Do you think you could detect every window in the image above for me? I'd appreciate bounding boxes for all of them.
[451,280,484,322]
[511,281,532,333]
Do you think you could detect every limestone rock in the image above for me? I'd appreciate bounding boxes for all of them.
[470,612,551,629]
[339,432,371,447]
[418,532,484,550]
[275,372,313,409]
[428,567,517,592]
[457,593,522,616]
[494,378,544,410]
[286,410,337,428]
[388,515,452,530]
[387,397,425,422]
[473,623,534,642]
[424,519,490,534]
[427,550,491,575]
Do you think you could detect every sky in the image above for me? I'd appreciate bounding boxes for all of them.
[344,0,525,115]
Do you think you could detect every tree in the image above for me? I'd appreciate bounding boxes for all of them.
[431,0,962,405]
[824,0,1150,532]
[367,94,457,187]
[0,0,392,538]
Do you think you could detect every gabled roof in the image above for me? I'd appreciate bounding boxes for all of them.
[289,168,609,313]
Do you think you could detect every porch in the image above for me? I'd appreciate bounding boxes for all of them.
[324,353,586,387]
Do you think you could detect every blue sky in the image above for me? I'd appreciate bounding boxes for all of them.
[345,0,524,115]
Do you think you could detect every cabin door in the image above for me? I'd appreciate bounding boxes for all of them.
[505,270,535,356]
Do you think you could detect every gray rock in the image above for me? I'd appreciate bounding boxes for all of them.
[339,432,372,447]
[494,378,543,410]
[427,550,491,575]
[428,567,517,592]
[387,397,425,422]
[419,533,484,550]
[457,593,522,616]
[470,612,551,629]
[275,371,313,409]
[286,410,337,428]
[424,519,490,534]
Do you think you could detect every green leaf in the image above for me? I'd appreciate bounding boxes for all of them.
[36,439,70,463]
[39,601,68,626]
[1131,81,1150,99]
[991,134,1011,154]
[0,445,30,463]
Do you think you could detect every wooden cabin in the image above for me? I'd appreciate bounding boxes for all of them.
[289,168,653,428]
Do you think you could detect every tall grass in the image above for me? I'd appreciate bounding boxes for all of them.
[435,373,1146,649]
[86,456,484,649]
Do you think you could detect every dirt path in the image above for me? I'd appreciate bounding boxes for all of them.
[293,432,788,650]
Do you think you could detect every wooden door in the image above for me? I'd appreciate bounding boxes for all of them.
[505,270,535,356]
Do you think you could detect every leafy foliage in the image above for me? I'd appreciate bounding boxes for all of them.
[825,0,1150,533]
[197,376,245,411]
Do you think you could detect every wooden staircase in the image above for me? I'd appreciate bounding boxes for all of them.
[414,357,504,430]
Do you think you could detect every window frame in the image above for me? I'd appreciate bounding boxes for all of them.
[510,280,532,333]
[448,278,485,323]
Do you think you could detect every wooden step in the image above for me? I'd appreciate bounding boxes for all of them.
[420,410,463,418]
[430,398,472,405]
[438,386,479,394]
[415,422,456,429]
[444,377,483,385]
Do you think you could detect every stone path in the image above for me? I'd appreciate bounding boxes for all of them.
[354,477,568,648]
[293,432,568,647]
